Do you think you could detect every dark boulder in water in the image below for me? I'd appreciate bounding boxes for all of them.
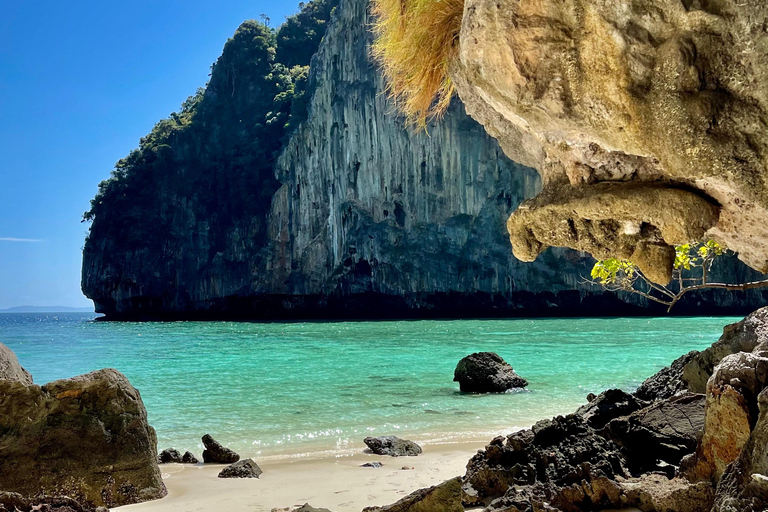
[217,458,262,478]
[202,434,240,464]
[453,352,528,393]
[0,342,32,384]
[0,369,166,508]
[364,436,422,457]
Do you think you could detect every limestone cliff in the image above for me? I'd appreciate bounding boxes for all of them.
[438,0,768,283]
[81,0,768,319]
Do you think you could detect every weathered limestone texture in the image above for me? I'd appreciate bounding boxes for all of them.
[0,369,166,508]
[450,0,768,281]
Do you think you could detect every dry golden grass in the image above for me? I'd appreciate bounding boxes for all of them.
[371,0,464,128]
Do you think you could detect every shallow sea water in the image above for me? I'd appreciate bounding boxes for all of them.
[1,313,735,460]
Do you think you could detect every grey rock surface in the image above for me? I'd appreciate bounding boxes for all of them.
[217,458,262,478]
[363,436,422,457]
[453,352,527,393]
[0,342,32,384]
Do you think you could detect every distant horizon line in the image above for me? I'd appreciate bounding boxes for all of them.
[0,305,95,313]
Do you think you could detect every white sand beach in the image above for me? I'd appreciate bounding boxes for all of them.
[119,442,485,512]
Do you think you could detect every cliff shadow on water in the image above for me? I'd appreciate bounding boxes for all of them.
[81,0,768,321]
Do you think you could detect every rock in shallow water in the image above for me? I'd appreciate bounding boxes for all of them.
[363,436,422,457]
[218,459,263,478]
[453,352,528,393]
[202,434,240,464]
[0,368,166,508]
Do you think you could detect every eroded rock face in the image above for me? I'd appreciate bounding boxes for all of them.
[449,0,768,279]
[362,477,464,512]
[0,342,32,384]
[0,369,166,508]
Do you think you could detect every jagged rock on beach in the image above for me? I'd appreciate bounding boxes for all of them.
[158,448,184,464]
[182,451,199,464]
[606,393,705,474]
[635,350,700,402]
[363,436,422,457]
[362,477,464,512]
[0,368,166,508]
[217,458,263,478]
[0,342,32,384]
[202,434,240,464]
[453,352,528,393]
[360,462,384,468]
[576,388,648,429]
[291,505,333,512]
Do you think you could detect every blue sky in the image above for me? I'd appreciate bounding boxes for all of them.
[0,0,299,309]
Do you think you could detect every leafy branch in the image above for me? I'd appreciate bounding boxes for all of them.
[587,241,768,312]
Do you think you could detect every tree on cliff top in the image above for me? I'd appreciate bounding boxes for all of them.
[82,0,340,228]
[589,241,768,311]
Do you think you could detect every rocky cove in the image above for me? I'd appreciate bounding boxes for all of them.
[80,0,768,320]
[5,308,768,511]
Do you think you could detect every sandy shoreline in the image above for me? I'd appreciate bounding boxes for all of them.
[119,441,486,512]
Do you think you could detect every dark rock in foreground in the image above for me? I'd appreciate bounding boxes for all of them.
[182,451,199,464]
[202,434,240,464]
[575,388,647,429]
[0,492,109,512]
[0,342,32,384]
[363,477,464,512]
[360,462,384,468]
[159,448,183,464]
[364,436,422,457]
[454,352,528,393]
[606,393,705,475]
[291,505,333,512]
[218,458,263,478]
[0,368,166,508]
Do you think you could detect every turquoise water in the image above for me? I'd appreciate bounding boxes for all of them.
[1,313,735,460]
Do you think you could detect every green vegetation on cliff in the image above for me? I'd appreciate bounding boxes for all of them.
[83,0,339,236]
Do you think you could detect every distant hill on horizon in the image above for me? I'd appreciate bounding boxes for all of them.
[0,306,95,313]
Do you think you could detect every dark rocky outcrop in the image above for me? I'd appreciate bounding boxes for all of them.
[363,477,464,512]
[0,369,166,508]
[182,451,199,464]
[606,393,706,475]
[158,448,183,463]
[291,505,333,512]
[575,388,647,429]
[454,352,527,393]
[0,342,32,384]
[0,493,109,512]
[218,458,263,478]
[202,434,240,464]
[81,0,768,320]
[635,351,700,402]
[363,436,422,457]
